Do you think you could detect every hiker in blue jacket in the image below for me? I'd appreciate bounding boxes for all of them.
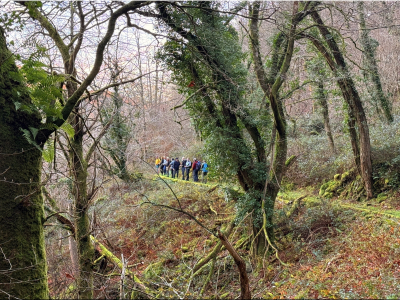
[181,157,187,180]
[184,158,192,181]
[202,161,208,183]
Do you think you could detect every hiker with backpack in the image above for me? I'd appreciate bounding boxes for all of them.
[184,158,192,181]
[192,158,201,182]
[202,161,208,183]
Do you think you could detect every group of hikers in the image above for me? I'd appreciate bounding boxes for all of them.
[154,156,209,183]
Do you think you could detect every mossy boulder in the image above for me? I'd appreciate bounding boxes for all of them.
[320,169,364,200]
[320,180,340,194]
[377,192,388,203]
[320,172,349,198]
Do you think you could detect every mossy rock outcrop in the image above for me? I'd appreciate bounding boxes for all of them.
[318,166,396,201]
[319,170,357,199]
[319,180,340,198]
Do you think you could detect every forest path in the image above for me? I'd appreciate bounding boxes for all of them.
[155,174,400,221]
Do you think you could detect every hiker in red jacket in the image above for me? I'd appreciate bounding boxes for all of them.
[192,158,200,182]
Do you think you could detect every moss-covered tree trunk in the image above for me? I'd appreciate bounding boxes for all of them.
[316,82,336,153]
[0,27,49,299]
[309,11,374,199]
[358,1,393,123]
[346,105,362,175]
[249,1,309,254]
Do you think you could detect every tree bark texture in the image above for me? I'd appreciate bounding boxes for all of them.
[309,11,374,199]
[316,82,336,153]
[0,27,49,299]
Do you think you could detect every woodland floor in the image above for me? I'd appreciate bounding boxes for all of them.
[48,174,400,299]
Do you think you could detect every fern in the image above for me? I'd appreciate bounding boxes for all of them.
[60,122,74,138]
[42,138,55,163]
[29,126,39,139]
[20,128,42,151]
[39,123,58,131]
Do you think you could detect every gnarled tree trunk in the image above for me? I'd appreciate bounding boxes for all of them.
[249,1,308,254]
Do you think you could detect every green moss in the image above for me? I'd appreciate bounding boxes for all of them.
[144,261,165,279]
[283,182,295,191]
[356,185,364,193]
[341,171,350,182]
[377,192,388,203]
[334,174,341,181]
[0,29,49,298]
[319,182,330,196]
[326,181,340,193]
[285,155,296,167]
[205,239,213,247]
[378,197,387,203]
[220,292,231,299]
[183,253,194,260]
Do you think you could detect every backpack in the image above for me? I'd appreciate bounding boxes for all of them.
[195,161,202,171]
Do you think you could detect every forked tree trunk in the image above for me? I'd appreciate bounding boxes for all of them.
[249,1,303,254]
[0,27,49,299]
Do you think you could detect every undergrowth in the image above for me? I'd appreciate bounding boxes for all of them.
[286,116,400,186]
[47,173,400,298]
